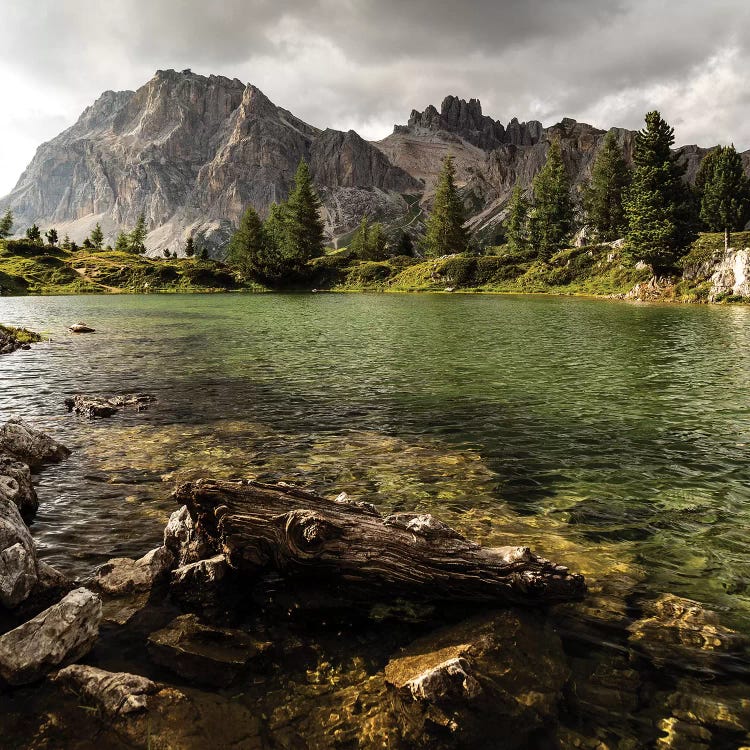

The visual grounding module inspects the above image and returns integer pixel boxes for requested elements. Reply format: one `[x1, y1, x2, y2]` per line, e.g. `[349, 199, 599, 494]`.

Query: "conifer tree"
[532, 140, 574, 260]
[90, 223, 104, 250]
[45, 228, 58, 246]
[0, 210, 13, 239]
[350, 217, 370, 259]
[284, 160, 325, 268]
[114, 231, 130, 252]
[624, 111, 695, 271]
[506, 184, 530, 255]
[367, 222, 388, 260]
[184, 236, 195, 257]
[697, 145, 750, 251]
[424, 155, 468, 257]
[396, 232, 414, 256]
[61, 234, 71, 251]
[25, 224, 41, 243]
[228, 206, 279, 282]
[129, 213, 148, 254]
[584, 130, 630, 241]
[163, 248, 171, 258]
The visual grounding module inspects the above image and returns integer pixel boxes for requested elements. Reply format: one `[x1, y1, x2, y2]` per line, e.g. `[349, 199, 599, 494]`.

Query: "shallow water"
[2, 292, 750, 746]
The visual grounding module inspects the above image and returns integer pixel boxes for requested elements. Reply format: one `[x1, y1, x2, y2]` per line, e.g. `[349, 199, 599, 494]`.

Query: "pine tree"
[25, 224, 41, 243]
[228, 206, 278, 281]
[184, 236, 195, 257]
[367, 222, 388, 260]
[424, 155, 468, 257]
[45, 228, 58, 247]
[396, 232, 414, 256]
[284, 160, 325, 268]
[90, 223, 104, 250]
[697, 145, 750, 251]
[0, 210, 13, 239]
[506, 184, 530, 255]
[624, 111, 695, 272]
[584, 130, 630, 241]
[115, 231, 130, 252]
[532, 140, 574, 260]
[61, 234, 71, 251]
[129, 213, 148, 254]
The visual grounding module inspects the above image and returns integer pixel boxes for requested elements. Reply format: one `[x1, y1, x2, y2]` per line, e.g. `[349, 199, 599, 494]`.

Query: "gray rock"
[0, 454, 38, 521]
[0, 418, 71, 468]
[0, 587, 101, 685]
[147, 613, 270, 687]
[0, 495, 38, 608]
[169, 554, 228, 611]
[54, 664, 157, 716]
[93, 545, 174, 596]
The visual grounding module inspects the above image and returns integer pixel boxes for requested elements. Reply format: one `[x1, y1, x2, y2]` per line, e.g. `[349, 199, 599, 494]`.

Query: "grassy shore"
[1, 233, 747, 302]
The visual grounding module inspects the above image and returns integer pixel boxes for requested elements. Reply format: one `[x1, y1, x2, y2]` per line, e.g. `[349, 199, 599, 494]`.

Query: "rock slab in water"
[54, 664, 158, 716]
[0, 494, 38, 608]
[169, 554, 229, 613]
[0, 455, 39, 522]
[0, 418, 71, 468]
[68, 323, 95, 333]
[0, 587, 101, 685]
[147, 613, 270, 687]
[64, 393, 156, 419]
[94, 545, 174, 595]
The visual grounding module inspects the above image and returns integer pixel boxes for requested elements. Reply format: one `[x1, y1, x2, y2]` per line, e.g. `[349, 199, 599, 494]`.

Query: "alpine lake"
[1, 291, 750, 749]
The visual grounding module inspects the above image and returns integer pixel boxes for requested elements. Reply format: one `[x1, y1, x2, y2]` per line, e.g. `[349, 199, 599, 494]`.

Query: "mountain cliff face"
[0, 69, 739, 254]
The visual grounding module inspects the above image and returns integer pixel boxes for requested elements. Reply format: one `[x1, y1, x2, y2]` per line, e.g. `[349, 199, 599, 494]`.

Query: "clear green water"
[2, 292, 750, 746]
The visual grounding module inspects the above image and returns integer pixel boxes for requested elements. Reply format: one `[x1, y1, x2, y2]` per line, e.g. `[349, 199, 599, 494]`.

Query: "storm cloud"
[2, 0, 749, 194]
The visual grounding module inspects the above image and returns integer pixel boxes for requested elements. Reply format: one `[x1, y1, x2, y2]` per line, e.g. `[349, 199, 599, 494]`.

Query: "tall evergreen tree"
[45, 228, 58, 247]
[184, 236, 195, 257]
[0, 210, 13, 239]
[284, 160, 325, 268]
[424, 155, 468, 257]
[396, 231, 414, 256]
[114, 231, 130, 252]
[697, 145, 750, 251]
[506, 184, 530, 255]
[350, 217, 370, 259]
[584, 130, 630, 241]
[532, 140, 574, 260]
[624, 111, 695, 272]
[25, 224, 41, 243]
[228, 206, 279, 282]
[129, 213, 148, 254]
[61, 234, 71, 251]
[90, 223, 104, 250]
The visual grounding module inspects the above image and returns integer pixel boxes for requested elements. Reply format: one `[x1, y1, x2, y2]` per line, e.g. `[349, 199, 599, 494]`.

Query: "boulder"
[0, 418, 71, 468]
[54, 664, 158, 716]
[384, 610, 569, 748]
[163, 504, 211, 566]
[12, 561, 76, 620]
[169, 553, 229, 612]
[0, 587, 101, 685]
[147, 613, 270, 687]
[93, 545, 174, 595]
[0, 455, 38, 520]
[0, 495, 38, 608]
[64, 393, 156, 419]
[68, 323, 95, 333]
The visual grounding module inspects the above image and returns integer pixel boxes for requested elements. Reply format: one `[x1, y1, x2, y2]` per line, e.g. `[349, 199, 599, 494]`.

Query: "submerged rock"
[0, 418, 71, 468]
[384, 609, 569, 747]
[0, 455, 38, 521]
[54, 664, 158, 716]
[147, 613, 270, 687]
[64, 393, 156, 419]
[68, 323, 95, 333]
[0, 587, 101, 685]
[93, 545, 174, 595]
[0, 495, 38, 608]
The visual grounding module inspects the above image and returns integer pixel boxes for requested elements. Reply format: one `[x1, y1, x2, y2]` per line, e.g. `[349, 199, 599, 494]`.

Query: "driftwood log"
[174, 480, 586, 605]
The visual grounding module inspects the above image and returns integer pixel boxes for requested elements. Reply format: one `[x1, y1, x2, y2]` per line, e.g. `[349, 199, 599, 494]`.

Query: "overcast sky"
[2, 0, 750, 195]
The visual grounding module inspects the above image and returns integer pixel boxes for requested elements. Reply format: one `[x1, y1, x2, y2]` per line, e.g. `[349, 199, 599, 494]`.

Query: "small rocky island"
[0, 325, 41, 355]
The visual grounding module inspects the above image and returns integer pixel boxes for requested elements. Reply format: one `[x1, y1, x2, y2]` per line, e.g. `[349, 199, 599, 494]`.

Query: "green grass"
[0, 324, 42, 344]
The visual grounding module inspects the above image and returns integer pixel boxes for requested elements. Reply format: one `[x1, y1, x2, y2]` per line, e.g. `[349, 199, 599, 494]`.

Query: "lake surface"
[2, 292, 750, 747]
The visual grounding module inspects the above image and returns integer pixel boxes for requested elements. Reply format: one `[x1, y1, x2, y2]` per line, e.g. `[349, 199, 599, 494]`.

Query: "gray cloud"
[2, 0, 750, 194]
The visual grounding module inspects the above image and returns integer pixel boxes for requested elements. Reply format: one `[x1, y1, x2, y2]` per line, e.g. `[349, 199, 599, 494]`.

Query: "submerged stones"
[0, 587, 101, 685]
[64, 393, 156, 419]
[147, 613, 270, 687]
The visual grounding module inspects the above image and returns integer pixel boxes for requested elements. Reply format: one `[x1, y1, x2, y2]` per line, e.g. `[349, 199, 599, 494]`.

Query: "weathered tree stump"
[174, 480, 586, 605]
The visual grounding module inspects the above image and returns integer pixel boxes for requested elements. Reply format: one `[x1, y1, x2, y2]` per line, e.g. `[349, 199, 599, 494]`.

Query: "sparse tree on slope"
[624, 111, 695, 272]
[697, 145, 750, 251]
[506, 184, 530, 256]
[228, 206, 279, 282]
[424, 155, 468, 257]
[284, 160, 325, 269]
[61, 234, 71, 251]
[129, 213, 148, 254]
[45, 228, 58, 247]
[115, 231, 129, 252]
[25, 224, 41, 243]
[0, 210, 13, 239]
[350, 217, 370, 259]
[184, 236, 195, 257]
[90, 223, 104, 250]
[584, 130, 630, 241]
[532, 139, 574, 260]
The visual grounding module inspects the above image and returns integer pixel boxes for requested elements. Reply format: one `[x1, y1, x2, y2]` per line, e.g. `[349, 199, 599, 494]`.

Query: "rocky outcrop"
[0, 454, 38, 520]
[0, 493, 38, 608]
[64, 392, 155, 418]
[93, 545, 174, 595]
[0, 587, 101, 684]
[708, 247, 750, 300]
[0, 325, 41, 354]
[0, 418, 71, 468]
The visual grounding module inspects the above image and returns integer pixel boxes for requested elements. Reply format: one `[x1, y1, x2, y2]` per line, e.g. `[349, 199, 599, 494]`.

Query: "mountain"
[0, 69, 739, 254]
